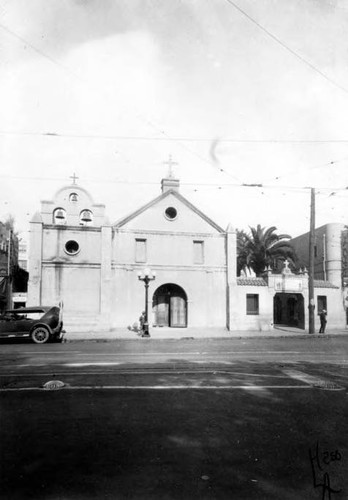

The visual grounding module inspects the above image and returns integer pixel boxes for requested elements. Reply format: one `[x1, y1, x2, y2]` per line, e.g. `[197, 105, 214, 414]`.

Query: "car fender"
[30, 322, 53, 335]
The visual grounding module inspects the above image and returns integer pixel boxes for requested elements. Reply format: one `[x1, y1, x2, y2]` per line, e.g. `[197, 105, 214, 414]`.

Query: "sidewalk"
[64, 325, 348, 342]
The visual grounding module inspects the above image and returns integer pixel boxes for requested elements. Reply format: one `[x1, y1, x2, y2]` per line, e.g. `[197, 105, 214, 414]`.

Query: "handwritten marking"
[309, 442, 342, 499]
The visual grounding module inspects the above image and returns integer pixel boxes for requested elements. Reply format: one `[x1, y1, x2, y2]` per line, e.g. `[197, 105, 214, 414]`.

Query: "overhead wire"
[2, 129, 348, 143]
[262, 155, 348, 184]
[1, 14, 348, 191]
[0, 23, 84, 82]
[224, 0, 348, 97]
[0, 22, 229, 177]
[0, 173, 346, 194]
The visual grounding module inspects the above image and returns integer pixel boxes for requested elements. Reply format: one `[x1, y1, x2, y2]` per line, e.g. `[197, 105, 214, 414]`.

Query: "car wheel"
[31, 326, 50, 344]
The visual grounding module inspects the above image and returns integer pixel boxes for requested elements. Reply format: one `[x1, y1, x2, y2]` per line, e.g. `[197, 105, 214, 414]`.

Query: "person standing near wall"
[139, 311, 146, 335]
[319, 309, 327, 333]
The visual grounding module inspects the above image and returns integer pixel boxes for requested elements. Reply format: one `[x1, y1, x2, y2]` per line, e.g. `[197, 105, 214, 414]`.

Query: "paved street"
[0, 336, 347, 499]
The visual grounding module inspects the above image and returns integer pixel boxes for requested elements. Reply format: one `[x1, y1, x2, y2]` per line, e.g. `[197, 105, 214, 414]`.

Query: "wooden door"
[170, 295, 187, 327]
[155, 294, 169, 326]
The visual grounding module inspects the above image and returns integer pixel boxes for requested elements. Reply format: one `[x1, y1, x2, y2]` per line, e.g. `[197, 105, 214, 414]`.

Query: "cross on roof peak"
[70, 173, 79, 185]
[163, 155, 178, 178]
[282, 259, 293, 275]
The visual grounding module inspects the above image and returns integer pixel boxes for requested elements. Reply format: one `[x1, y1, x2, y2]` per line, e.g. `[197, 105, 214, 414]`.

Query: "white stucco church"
[28, 169, 346, 334]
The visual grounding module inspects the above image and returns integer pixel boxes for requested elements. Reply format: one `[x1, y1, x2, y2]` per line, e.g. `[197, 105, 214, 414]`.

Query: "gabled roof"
[113, 189, 225, 233]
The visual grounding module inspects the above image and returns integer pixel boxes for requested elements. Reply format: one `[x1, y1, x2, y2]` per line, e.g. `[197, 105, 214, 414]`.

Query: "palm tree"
[237, 225, 297, 277]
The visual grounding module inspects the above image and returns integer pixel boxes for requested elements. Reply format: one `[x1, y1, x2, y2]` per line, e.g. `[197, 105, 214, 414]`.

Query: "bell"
[81, 210, 92, 222]
[70, 193, 78, 202]
[55, 209, 65, 220]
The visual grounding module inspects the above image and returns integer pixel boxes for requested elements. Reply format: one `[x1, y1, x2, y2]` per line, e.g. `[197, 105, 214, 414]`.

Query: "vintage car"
[0, 306, 64, 344]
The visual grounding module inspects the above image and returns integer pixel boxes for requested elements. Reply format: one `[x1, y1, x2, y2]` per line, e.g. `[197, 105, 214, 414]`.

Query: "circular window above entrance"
[164, 207, 177, 220]
[64, 240, 80, 255]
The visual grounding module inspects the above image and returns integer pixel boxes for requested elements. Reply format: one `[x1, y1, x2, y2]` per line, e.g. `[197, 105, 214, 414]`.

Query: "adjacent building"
[291, 223, 348, 326]
[0, 222, 27, 310]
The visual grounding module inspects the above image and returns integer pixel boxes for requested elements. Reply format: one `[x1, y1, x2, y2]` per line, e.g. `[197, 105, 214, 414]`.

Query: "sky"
[1, 0, 348, 243]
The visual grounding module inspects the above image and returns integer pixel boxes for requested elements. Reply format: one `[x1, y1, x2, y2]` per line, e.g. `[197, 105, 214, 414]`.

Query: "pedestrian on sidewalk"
[319, 309, 327, 333]
[139, 311, 146, 336]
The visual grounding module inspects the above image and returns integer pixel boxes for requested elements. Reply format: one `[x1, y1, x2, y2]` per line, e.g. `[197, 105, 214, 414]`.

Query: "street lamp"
[137, 268, 156, 337]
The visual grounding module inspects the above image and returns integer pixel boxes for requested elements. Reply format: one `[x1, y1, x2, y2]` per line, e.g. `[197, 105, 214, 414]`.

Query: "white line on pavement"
[65, 362, 122, 366]
[0, 369, 290, 378]
[10, 351, 83, 355]
[0, 384, 313, 392]
[282, 369, 345, 390]
[74, 351, 332, 355]
[10, 351, 335, 357]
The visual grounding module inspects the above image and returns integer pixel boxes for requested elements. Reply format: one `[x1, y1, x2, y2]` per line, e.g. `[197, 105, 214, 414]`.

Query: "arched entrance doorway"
[273, 293, 305, 329]
[152, 284, 187, 328]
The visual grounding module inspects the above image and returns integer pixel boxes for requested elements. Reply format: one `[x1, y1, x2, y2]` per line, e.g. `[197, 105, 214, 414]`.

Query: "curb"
[63, 333, 348, 343]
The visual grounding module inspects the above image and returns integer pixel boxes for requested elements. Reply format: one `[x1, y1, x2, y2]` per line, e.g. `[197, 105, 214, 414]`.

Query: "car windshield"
[1, 309, 46, 320]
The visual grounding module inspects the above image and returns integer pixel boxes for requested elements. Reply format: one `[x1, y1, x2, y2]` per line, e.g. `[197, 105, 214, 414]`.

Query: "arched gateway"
[273, 293, 305, 329]
[152, 284, 187, 328]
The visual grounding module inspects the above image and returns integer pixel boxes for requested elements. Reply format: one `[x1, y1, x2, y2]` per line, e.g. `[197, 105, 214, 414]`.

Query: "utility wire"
[2, 18, 348, 188]
[3, 130, 347, 187]
[0, 23, 227, 177]
[224, 0, 348, 97]
[0, 23, 84, 82]
[0, 173, 347, 193]
[262, 156, 348, 184]
[2, 129, 348, 144]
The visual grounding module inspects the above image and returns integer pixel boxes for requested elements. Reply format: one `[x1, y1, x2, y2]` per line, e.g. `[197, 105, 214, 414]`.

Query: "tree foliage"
[1, 215, 18, 236]
[237, 225, 297, 277]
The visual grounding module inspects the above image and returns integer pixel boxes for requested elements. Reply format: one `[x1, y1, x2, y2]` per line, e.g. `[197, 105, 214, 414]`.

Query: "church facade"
[28, 175, 347, 334]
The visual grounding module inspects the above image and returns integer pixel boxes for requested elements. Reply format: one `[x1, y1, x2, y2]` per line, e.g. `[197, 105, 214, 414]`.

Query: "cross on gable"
[70, 173, 79, 185]
[163, 155, 178, 178]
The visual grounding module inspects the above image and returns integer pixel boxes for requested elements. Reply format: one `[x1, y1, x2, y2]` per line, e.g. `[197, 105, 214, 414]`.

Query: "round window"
[65, 240, 80, 255]
[164, 207, 177, 220]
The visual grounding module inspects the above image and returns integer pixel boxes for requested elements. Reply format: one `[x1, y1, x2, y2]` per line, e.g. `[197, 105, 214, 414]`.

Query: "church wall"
[312, 287, 346, 330]
[41, 264, 101, 313]
[42, 227, 102, 263]
[110, 265, 227, 328]
[110, 224, 227, 328]
[27, 221, 43, 306]
[113, 231, 226, 267]
[228, 282, 345, 331]
[28, 183, 114, 331]
[231, 286, 273, 331]
[37, 226, 104, 314]
[120, 194, 222, 234]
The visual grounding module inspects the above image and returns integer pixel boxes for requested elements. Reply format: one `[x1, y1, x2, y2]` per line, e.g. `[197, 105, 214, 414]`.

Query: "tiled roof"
[237, 278, 340, 288]
[314, 280, 339, 289]
[237, 277, 268, 286]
